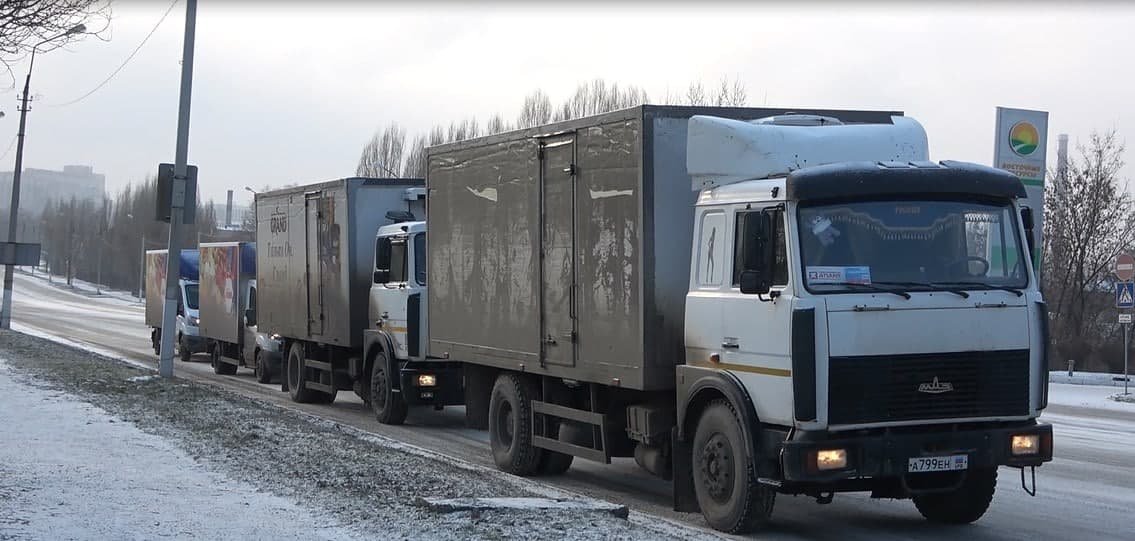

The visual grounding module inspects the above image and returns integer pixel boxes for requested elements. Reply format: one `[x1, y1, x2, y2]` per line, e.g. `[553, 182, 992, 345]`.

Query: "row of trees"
[356, 76, 749, 179]
[34, 178, 244, 293]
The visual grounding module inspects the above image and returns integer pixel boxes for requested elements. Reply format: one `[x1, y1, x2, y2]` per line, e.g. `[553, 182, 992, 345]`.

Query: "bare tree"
[402, 134, 428, 178]
[486, 112, 510, 135]
[356, 122, 406, 177]
[1044, 130, 1134, 371]
[684, 82, 707, 106]
[554, 78, 649, 122]
[712, 75, 747, 106]
[0, 0, 111, 82]
[517, 89, 552, 128]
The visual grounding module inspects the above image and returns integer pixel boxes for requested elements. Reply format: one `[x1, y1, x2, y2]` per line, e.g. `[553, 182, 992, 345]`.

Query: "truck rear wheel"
[692, 400, 775, 534]
[488, 373, 541, 476]
[286, 343, 319, 403]
[212, 344, 237, 375]
[370, 352, 407, 425]
[911, 467, 997, 524]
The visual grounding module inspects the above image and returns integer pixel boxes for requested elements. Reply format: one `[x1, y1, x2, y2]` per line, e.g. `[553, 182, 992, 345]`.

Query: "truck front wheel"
[370, 352, 407, 425]
[286, 343, 319, 403]
[488, 373, 541, 476]
[254, 350, 272, 384]
[178, 334, 191, 363]
[692, 400, 775, 534]
[911, 467, 997, 524]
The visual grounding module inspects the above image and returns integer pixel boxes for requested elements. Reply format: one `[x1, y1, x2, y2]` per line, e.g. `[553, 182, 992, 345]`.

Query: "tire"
[912, 467, 997, 524]
[536, 419, 575, 476]
[151, 329, 161, 355]
[254, 350, 272, 384]
[178, 334, 191, 363]
[488, 373, 542, 476]
[286, 342, 319, 403]
[692, 400, 775, 534]
[369, 351, 408, 425]
[212, 344, 237, 375]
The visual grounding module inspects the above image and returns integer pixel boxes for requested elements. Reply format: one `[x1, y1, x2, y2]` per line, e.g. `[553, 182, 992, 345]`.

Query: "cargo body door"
[305, 193, 324, 336]
[539, 135, 578, 367]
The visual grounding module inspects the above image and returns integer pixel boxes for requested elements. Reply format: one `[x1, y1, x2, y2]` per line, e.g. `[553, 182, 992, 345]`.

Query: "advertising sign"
[994, 107, 1048, 271]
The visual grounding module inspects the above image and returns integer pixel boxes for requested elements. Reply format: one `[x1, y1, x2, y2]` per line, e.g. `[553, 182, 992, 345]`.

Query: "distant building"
[0, 165, 107, 214]
[0, 165, 106, 241]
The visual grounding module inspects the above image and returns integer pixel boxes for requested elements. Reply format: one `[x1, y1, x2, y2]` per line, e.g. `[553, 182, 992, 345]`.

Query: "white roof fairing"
[686, 115, 929, 191]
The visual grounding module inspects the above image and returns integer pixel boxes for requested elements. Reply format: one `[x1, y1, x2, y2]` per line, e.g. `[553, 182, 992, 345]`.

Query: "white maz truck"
[413, 106, 1052, 534]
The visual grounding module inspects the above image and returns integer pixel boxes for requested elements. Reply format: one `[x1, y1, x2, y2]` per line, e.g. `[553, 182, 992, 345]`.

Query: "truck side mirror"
[245, 308, 256, 327]
[740, 270, 768, 295]
[374, 270, 390, 284]
[1021, 207, 1036, 263]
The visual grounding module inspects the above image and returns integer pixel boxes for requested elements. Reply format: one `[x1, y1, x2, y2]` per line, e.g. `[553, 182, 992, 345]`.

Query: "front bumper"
[781, 421, 1053, 483]
[181, 332, 209, 353]
[399, 363, 464, 407]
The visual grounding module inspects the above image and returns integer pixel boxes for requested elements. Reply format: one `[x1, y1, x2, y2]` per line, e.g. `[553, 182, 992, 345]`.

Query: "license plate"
[908, 454, 968, 473]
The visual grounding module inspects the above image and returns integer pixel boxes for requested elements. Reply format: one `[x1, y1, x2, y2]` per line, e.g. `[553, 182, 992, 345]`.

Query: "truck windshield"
[797, 199, 1028, 293]
[184, 283, 200, 310]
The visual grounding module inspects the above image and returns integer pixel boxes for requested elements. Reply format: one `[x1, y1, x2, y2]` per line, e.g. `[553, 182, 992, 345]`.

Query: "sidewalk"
[0, 360, 359, 540]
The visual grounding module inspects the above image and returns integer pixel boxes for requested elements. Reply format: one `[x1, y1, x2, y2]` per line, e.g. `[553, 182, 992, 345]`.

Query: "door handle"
[722, 342, 739, 349]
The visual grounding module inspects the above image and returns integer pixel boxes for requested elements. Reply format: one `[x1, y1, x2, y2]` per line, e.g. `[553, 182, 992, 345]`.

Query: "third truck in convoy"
[249, 105, 1053, 534]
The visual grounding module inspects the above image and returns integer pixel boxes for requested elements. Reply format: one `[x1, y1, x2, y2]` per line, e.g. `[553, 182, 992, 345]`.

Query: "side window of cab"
[697, 210, 726, 287]
[733, 208, 789, 289]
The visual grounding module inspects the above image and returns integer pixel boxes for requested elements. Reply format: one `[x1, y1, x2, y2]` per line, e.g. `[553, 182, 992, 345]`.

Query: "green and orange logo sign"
[1009, 121, 1039, 156]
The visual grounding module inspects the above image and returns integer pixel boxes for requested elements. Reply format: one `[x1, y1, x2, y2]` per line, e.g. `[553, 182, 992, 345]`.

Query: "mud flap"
[672, 428, 699, 513]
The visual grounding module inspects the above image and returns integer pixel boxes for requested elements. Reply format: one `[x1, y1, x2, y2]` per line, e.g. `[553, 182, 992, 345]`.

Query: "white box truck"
[144, 249, 206, 362]
[416, 105, 1052, 533]
[198, 242, 282, 383]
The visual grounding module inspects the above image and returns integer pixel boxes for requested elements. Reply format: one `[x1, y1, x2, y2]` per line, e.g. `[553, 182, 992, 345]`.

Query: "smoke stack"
[225, 190, 233, 228]
[1057, 134, 1069, 180]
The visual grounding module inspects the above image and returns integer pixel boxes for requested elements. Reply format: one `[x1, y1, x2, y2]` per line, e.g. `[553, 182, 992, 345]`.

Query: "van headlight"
[188, 316, 199, 326]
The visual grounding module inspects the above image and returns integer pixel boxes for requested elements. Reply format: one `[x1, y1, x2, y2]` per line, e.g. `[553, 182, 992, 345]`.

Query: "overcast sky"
[2, 1, 1133, 207]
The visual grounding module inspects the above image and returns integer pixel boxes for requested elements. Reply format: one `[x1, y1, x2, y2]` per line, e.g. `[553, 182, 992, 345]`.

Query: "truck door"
[305, 193, 324, 336]
[539, 135, 577, 367]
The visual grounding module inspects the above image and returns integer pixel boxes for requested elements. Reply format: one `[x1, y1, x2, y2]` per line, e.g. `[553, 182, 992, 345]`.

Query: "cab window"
[733, 208, 789, 287]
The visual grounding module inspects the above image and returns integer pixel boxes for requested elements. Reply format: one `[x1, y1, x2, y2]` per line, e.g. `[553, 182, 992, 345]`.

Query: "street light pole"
[0, 24, 86, 329]
[157, 0, 197, 378]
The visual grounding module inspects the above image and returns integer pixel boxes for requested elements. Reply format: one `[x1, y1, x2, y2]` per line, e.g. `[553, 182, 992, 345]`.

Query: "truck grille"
[828, 350, 1029, 425]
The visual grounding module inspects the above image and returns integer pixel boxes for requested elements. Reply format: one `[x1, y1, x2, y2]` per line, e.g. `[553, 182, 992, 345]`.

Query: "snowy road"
[9, 271, 1134, 540]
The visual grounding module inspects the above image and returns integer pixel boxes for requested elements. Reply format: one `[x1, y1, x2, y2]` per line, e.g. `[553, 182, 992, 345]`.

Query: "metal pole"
[1126, 321, 1131, 395]
[0, 57, 35, 329]
[157, 0, 197, 378]
[138, 233, 145, 299]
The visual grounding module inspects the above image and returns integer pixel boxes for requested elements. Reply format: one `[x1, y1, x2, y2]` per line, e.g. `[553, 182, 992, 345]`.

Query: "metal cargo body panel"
[257, 178, 424, 348]
[199, 242, 244, 344]
[144, 249, 198, 328]
[427, 106, 901, 391]
[428, 137, 542, 363]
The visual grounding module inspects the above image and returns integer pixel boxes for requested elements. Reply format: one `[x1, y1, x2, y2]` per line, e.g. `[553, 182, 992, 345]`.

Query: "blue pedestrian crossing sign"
[1117, 282, 1135, 308]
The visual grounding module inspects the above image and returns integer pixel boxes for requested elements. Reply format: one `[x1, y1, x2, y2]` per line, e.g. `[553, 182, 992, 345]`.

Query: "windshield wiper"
[932, 281, 1024, 297]
[873, 281, 969, 299]
[814, 282, 911, 299]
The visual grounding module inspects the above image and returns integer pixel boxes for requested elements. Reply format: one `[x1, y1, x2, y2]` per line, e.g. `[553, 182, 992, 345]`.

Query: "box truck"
[253, 177, 456, 413]
[421, 105, 1052, 533]
[145, 249, 205, 362]
[198, 242, 282, 383]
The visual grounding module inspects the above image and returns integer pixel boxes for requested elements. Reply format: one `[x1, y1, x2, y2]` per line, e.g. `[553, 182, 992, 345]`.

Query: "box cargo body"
[198, 242, 256, 344]
[427, 105, 898, 391]
[145, 249, 199, 327]
[256, 177, 425, 348]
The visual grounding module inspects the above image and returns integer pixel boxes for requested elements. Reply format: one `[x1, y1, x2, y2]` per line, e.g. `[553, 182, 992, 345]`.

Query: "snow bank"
[1047, 382, 1135, 412]
[1050, 370, 1132, 387]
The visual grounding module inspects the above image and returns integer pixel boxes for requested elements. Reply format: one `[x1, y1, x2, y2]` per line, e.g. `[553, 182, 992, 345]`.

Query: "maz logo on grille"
[917, 377, 954, 394]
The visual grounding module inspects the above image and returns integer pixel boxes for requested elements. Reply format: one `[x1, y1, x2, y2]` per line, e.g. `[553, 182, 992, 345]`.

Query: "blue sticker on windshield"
[806, 266, 872, 284]
[844, 266, 872, 284]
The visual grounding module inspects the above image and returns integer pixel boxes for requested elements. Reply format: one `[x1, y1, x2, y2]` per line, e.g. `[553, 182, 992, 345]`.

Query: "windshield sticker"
[807, 266, 872, 285]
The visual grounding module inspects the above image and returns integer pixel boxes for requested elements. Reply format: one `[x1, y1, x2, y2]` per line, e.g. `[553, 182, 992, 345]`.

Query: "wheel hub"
[699, 433, 733, 502]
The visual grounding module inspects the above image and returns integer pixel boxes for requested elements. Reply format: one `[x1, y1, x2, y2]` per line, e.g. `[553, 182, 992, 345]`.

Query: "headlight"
[1011, 434, 1040, 456]
[188, 316, 200, 326]
[269, 333, 281, 341]
[816, 449, 847, 471]
[417, 374, 437, 387]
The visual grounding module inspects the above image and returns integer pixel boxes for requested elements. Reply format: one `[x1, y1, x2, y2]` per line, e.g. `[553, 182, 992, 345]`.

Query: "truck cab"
[675, 115, 1052, 531]
[241, 278, 283, 382]
[364, 217, 462, 424]
[175, 279, 205, 361]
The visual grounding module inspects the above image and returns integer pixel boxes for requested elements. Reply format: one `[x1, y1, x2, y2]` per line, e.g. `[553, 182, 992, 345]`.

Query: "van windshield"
[797, 199, 1028, 293]
[184, 283, 200, 310]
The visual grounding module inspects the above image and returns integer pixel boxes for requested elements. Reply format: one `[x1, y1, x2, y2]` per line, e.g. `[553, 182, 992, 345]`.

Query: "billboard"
[994, 107, 1048, 270]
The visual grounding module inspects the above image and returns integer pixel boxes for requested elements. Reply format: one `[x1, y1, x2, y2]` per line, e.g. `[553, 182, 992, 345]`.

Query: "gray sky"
[3, 2, 1133, 207]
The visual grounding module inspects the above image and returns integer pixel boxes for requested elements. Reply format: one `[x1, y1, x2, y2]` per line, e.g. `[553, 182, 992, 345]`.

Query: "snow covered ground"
[1048, 382, 1135, 412]
[0, 331, 693, 541]
[15, 268, 141, 306]
[1050, 369, 1132, 387]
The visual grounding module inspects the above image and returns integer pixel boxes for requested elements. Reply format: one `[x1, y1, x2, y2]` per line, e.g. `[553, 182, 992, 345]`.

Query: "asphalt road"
[9, 271, 1134, 540]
